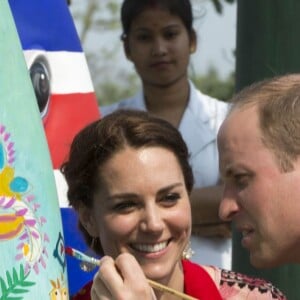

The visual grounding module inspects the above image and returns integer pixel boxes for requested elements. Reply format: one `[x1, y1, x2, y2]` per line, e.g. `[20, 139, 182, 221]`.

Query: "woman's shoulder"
[189, 81, 228, 106]
[100, 91, 145, 116]
[188, 81, 229, 122]
[202, 264, 287, 300]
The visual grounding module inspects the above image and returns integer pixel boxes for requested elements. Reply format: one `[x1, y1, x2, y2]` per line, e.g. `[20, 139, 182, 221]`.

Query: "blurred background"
[69, 0, 237, 105]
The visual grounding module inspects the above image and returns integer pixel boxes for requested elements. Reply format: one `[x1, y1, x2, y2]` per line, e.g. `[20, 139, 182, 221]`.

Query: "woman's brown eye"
[113, 201, 136, 213]
[163, 193, 180, 203]
[165, 31, 178, 39]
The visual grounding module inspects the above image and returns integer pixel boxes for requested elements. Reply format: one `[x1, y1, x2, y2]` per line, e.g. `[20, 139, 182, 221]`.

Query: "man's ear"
[77, 204, 98, 237]
[189, 30, 197, 54]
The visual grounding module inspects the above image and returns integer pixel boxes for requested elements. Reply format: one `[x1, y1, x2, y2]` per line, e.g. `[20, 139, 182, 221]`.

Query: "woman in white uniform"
[101, 0, 231, 269]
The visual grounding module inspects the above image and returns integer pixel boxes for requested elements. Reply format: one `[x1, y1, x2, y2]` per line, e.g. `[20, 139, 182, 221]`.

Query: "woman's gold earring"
[190, 47, 195, 54]
[182, 241, 194, 260]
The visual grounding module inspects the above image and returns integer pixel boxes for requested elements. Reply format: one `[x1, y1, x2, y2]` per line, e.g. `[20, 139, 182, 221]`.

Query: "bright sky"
[191, 0, 237, 78]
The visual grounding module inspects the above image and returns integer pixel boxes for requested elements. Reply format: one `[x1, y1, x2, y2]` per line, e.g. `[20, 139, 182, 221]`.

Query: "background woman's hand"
[91, 253, 156, 300]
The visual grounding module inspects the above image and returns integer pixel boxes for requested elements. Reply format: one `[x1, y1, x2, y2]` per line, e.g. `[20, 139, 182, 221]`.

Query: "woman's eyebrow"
[157, 182, 183, 195]
[106, 183, 183, 200]
[106, 193, 138, 201]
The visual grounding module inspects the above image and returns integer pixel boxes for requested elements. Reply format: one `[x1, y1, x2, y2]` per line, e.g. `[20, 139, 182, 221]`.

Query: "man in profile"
[218, 74, 300, 268]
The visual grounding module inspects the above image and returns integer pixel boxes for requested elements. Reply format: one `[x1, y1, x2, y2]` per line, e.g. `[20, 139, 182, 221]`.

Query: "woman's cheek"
[169, 204, 192, 231]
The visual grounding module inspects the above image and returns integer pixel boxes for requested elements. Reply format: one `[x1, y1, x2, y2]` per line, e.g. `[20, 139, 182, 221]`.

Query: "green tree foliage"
[98, 73, 140, 106]
[191, 67, 235, 101]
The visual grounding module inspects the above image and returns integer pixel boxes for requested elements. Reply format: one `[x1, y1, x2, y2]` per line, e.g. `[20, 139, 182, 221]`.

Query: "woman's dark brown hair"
[120, 0, 194, 40]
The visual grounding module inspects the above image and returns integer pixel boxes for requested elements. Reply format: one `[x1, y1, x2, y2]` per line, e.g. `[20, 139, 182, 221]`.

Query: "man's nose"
[219, 185, 240, 221]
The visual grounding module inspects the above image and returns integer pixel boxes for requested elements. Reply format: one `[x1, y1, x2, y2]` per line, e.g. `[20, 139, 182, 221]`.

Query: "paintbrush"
[65, 246, 198, 300]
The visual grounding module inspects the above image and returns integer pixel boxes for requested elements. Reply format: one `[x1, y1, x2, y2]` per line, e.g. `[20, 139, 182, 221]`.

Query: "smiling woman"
[61, 109, 286, 300]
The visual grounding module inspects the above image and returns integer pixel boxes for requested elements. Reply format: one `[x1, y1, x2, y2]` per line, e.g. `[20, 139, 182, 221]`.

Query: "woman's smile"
[130, 240, 170, 253]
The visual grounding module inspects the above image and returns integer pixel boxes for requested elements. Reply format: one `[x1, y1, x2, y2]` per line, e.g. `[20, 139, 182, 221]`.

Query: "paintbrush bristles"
[65, 246, 100, 265]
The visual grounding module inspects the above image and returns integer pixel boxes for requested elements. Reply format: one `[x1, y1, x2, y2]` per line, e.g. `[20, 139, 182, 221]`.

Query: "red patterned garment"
[71, 260, 287, 299]
[202, 263, 287, 299]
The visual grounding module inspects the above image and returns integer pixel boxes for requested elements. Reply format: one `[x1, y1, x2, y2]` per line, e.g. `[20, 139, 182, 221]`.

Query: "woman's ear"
[189, 30, 197, 54]
[123, 38, 132, 61]
[77, 204, 98, 237]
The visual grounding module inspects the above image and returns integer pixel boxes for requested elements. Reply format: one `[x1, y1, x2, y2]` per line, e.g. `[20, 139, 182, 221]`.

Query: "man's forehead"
[219, 108, 261, 145]
[218, 106, 271, 168]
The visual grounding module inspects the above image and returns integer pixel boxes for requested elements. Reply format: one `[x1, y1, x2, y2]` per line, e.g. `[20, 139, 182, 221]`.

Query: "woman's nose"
[219, 184, 240, 221]
[140, 205, 164, 233]
[151, 37, 167, 56]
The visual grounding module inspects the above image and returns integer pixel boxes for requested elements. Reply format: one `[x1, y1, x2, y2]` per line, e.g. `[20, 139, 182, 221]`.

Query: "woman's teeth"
[132, 241, 168, 253]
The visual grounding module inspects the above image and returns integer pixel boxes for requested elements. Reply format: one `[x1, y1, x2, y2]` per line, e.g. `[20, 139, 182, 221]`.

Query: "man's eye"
[234, 174, 248, 188]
